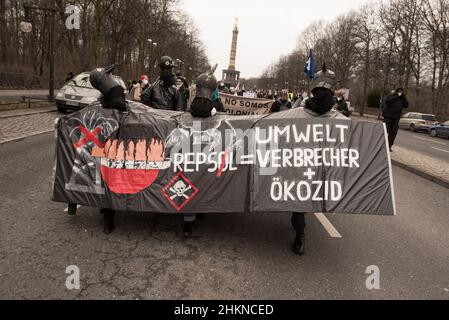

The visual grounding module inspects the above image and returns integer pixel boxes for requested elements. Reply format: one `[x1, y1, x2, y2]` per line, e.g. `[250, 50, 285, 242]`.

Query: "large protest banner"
[219, 93, 275, 115]
[52, 101, 396, 216]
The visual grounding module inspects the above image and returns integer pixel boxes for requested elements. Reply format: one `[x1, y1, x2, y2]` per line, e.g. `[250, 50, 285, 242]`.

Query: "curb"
[0, 109, 57, 120]
[392, 159, 449, 189]
[0, 130, 54, 145]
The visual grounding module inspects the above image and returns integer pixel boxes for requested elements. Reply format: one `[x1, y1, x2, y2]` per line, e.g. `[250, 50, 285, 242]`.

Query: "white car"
[55, 72, 127, 113]
[399, 112, 438, 132]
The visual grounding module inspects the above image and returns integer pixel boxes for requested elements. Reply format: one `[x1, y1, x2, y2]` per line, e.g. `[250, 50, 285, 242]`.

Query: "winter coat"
[382, 94, 409, 119]
[140, 80, 184, 111]
[178, 87, 190, 111]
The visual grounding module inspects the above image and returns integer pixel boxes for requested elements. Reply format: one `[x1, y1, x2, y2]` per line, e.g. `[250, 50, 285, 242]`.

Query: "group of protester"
[88, 55, 408, 256]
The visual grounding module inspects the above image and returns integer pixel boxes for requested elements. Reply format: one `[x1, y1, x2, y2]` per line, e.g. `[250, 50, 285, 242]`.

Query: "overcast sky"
[181, 0, 372, 78]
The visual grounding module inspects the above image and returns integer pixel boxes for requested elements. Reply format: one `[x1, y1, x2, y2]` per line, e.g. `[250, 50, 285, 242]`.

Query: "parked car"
[399, 112, 438, 132]
[55, 72, 127, 113]
[429, 120, 449, 139]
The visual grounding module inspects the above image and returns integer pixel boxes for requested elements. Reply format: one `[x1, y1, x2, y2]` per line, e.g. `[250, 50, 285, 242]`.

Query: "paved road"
[353, 115, 449, 163]
[396, 129, 449, 163]
[0, 132, 448, 299]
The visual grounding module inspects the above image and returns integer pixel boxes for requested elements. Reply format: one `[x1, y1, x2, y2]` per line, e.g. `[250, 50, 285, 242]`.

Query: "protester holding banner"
[291, 64, 349, 255]
[89, 64, 129, 234]
[182, 71, 224, 236]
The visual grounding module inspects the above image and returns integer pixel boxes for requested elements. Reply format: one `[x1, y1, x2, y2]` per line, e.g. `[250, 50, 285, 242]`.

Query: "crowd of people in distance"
[126, 64, 351, 118]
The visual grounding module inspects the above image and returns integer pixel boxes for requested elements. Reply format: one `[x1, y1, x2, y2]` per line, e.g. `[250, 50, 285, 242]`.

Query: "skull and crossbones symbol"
[169, 180, 192, 200]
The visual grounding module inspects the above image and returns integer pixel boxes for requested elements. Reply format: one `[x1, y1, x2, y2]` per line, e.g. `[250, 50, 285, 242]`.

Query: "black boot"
[182, 221, 195, 238]
[292, 229, 305, 255]
[101, 209, 115, 234]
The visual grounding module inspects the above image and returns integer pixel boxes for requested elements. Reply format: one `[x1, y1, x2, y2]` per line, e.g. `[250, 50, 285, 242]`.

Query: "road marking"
[431, 147, 449, 154]
[64, 205, 81, 212]
[314, 213, 342, 238]
[413, 136, 447, 145]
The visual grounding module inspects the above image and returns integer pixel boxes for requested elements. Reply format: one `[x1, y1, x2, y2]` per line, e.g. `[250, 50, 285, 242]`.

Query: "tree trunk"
[361, 37, 370, 117]
[0, 0, 7, 64]
[93, 0, 102, 66]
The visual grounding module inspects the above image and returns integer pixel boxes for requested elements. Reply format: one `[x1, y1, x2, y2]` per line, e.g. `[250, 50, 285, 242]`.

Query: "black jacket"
[382, 94, 409, 119]
[178, 87, 190, 111]
[141, 80, 184, 111]
[270, 98, 292, 113]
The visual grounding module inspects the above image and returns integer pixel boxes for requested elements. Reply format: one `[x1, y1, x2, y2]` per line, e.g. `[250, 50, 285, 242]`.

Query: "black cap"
[159, 56, 174, 69]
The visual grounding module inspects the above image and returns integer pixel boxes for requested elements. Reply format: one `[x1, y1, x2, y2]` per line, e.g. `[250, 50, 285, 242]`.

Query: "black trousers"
[384, 118, 400, 148]
[291, 212, 306, 231]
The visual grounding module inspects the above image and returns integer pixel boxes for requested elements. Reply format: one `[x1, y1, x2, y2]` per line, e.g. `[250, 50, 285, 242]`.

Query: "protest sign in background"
[219, 93, 275, 115]
[53, 101, 396, 216]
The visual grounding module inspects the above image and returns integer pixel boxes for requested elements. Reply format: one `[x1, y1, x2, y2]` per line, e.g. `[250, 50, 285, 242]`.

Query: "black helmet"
[159, 56, 174, 69]
[195, 73, 218, 101]
[89, 64, 120, 95]
[312, 63, 338, 94]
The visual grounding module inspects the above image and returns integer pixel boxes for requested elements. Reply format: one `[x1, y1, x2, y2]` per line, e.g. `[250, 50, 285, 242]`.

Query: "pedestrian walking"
[382, 88, 409, 152]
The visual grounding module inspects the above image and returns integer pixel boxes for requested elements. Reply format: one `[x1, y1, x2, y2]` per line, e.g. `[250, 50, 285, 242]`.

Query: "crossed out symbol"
[73, 125, 104, 148]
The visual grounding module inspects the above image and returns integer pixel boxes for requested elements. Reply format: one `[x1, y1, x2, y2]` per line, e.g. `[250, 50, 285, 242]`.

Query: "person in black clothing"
[270, 90, 292, 113]
[181, 71, 224, 237]
[290, 64, 347, 256]
[140, 56, 184, 111]
[190, 72, 224, 118]
[176, 75, 190, 111]
[89, 64, 128, 234]
[382, 88, 409, 151]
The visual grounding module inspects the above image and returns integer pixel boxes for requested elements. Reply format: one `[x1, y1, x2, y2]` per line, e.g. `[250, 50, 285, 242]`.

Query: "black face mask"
[160, 69, 176, 87]
[101, 86, 126, 112]
[190, 97, 214, 118]
[305, 88, 335, 115]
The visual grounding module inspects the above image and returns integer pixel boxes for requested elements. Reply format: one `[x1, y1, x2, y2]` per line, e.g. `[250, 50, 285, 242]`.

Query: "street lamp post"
[21, 0, 57, 101]
[146, 39, 159, 79]
[147, 39, 153, 75]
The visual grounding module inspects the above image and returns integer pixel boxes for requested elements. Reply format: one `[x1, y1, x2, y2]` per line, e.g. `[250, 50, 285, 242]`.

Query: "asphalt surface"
[353, 115, 449, 163]
[395, 129, 449, 163]
[0, 132, 448, 300]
